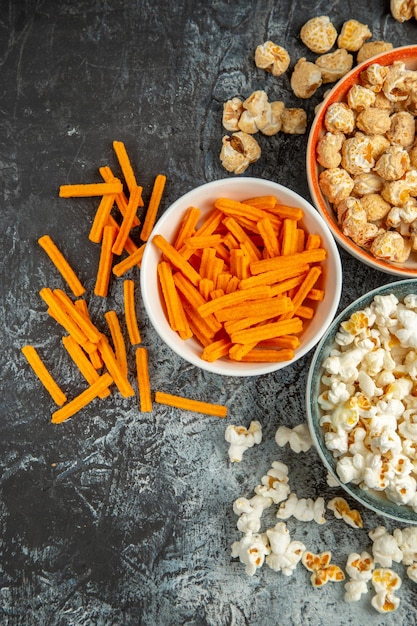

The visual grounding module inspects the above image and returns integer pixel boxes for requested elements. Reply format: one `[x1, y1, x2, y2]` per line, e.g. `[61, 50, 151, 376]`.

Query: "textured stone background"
[1, 1, 417, 625]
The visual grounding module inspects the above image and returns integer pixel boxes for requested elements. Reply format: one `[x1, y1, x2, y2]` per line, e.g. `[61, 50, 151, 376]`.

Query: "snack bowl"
[306, 278, 417, 523]
[141, 177, 342, 377]
[307, 45, 417, 278]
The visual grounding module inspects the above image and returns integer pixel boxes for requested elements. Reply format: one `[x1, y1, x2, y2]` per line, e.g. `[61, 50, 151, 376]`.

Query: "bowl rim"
[140, 176, 343, 377]
[307, 44, 417, 278]
[306, 277, 417, 523]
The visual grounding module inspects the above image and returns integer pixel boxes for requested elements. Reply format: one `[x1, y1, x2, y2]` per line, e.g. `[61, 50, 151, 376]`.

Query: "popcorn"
[327, 496, 363, 528]
[254, 41, 290, 76]
[231, 532, 270, 576]
[275, 423, 312, 453]
[315, 48, 353, 84]
[369, 526, 403, 567]
[345, 551, 375, 581]
[393, 526, 417, 564]
[300, 16, 337, 54]
[371, 568, 402, 613]
[276, 493, 326, 524]
[371, 589, 400, 613]
[254, 460, 290, 504]
[344, 579, 369, 602]
[406, 562, 417, 582]
[233, 494, 272, 534]
[290, 57, 322, 99]
[337, 19, 372, 52]
[220, 131, 261, 175]
[225, 420, 262, 463]
[265, 522, 306, 575]
[301, 550, 345, 587]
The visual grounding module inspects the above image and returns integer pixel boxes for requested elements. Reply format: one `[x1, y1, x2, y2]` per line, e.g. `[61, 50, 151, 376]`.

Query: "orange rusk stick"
[238, 263, 309, 290]
[38, 235, 85, 297]
[216, 272, 232, 292]
[228, 342, 257, 361]
[73, 299, 104, 368]
[230, 317, 303, 345]
[257, 218, 280, 257]
[249, 248, 326, 275]
[53, 289, 101, 344]
[215, 295, 293, 323]
[180, 295, 218, 344]
[296, 229, 306, 253]
[112, 185, 143, 255]
[174, 206, 201, 249]
[21, 345, 67, 405]
[199, 277, 214, 301]
[240, 348, 295, 362]
[157, 262, 191, 335]
[281, 266, 322, 320]
[113, 140, 138, 194]
[225, 276, 240, 293]
[104, 310, 128, 377]
[173, 273, 222, 335]
[305, 233, 322, 250]
[62, 335, 110, 398]
[184, 234, 222, 250]
[88, 193, 116, 243]
[100, 166, 142, 225]
[94, 225, 117, 297]
[258, 335, 301, 350]
[140, 174, 167, 241]
[297, 305, 314, 319]
[51, 373, 113, 424]
[267, 203, 304, 220]
[198, 285, 271, 318]
[200, 248, 216, 279]
[154, 391, 227, 418]
[152, 234, 201, 286]
[201, 338, 233, 362]
[112, 244, 146, 277]
[307, 288, 325, 301]
[106, 214, 139, 255]
[269, 274, 307, 297]
[59, 181, 123, 197]
[123, 279, 142, 345]
[222, 216, 262, 261]
[243, 195, 277, 210]
[136, 346, 152, 412]
[214, 198, 273, 223]
[39, 287, 89, 347]
[281, 218, 298, 256]
[97, 335, 135, 397]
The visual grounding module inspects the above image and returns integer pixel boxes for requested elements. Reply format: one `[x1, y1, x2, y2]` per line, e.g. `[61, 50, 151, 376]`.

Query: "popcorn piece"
[372, 567, 402, 593]
[406, 562, 417, 582]
[225, 420, 262, 463]
[324, 102, 355, 134]
[355, 107, 391, 135]
[390, 0, 415, 22]
[280, 108, 307, 134]
[345, 551, 375, 581]
[371, 589, 400, 613]
[393, 526, 417, 564]
[319, 167, 354, 205]
[326, 471, 340, 487]
[238, 90, 270, 134]
[340, 199, 380, 248]
[275, 423, 312, 453]
[370, 230, 411, 263]
[265, 522, 306, 575]
[337, 19, 372, 52]
[231, 532, 270, 576]
[360, 63, 389, 93]
[360, 193, 391, 222]
[291, 58, 322, 99]
[341, 133, 374, 175]
[233, 494, 272, 533]
[254, 41, 290, 76]
[353, 172, 384, 197]
[315, 48, 353, 84]
[220, 131, 261, 175]
[347, 84, 376, 111]
[369, 526, 403, 567]
[276, 492, 326, 524]
[316, 132, 345, 169]
[302, 550, 345, 587]
[386, 111, 416, 147]
[327, 496, 363, 528]
[344, 579, 369, 602]
[300, 16, 337, 54]
[254, 460, 290, 504]
[383, 62, 417, 102]
[222, 97, 243, 132]
[357, 41, 394, 64]
[374, 145, 410, 181]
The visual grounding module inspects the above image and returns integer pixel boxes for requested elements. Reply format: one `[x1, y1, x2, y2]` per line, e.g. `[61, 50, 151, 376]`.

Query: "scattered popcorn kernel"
[231, 532, 270, 576]
[302, 550, 345, 587]
[265, 522, 306, 575]
[233, 494, 272, 533]
[316, 132, 345, 169]
[225, 420, 262, 462]
[222, 97, 244, 132]
[390, 0, 415, 22]
[372, 567, 402, 593]
[220, 131, 261, 175]
[345, 551, 375, 581]
[327, 496, 363, 528]
[258, 100, 285, 136]
[344, 579, 369, 602]
[406, 562, 417, 582]
[290, 57, 322, 99]
[393, 526, 417, 564]
[371, 589, 400, 613]
[369, 526, 403, 568]
[337, 19, 372, 52]
[254, 40, 290, 76]
[300, 16, 337, 54]
[255, 460, 291, 504]
[324, 102, 355, 134]
[357, 41, 394, 64]
[281, 107, 307, 134]
[275, 423, 312, 453]
[315, 48, 353, 84]
[276, 492, 326, 524]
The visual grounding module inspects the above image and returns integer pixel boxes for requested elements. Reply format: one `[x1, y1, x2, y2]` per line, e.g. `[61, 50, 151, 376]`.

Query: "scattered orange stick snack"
[104, 310, 128, 377]
[51, 373, 113, 424]
[62, 335, 110, 399]
[136, 346, 152, 412]
[157, 262, 191, 336]
[123, 279, 142, 345]
[99, 165, 142, 225]
[152, 234, 201, 286]
[140, 174, 167, 242]
[94, 225, 117, 297]
[22, 345, 67, 406]
[38, 235, 85, 297]
[59, 181, 123, 198]
[112, 185, 143, 256]
[88, 193, 116, 244]
[112, 140, 138, 194]
[112, 244, 146, 277]
[97, 335, 135, 398]
[154, 391, 227, 418]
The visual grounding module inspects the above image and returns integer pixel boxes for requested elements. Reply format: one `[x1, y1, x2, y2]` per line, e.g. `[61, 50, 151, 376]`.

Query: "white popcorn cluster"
[275, 423, 313, 453]
[225, 420, 262, 463]
[319, 292, 417, 510]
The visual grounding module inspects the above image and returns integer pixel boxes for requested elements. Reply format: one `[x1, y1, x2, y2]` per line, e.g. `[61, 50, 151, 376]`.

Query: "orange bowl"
[307, 45, 417, 277]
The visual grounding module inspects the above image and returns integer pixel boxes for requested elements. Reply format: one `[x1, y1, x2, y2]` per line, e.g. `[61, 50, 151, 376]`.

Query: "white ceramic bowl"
[141, 177, 342, 376]
[307, 278, 417, 524]
[307, 45, 417, 277]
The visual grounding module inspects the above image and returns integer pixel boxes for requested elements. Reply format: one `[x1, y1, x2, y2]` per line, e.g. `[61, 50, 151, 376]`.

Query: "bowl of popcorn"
[141, 177, 342, 377]
[307, 278, 417, 524]
[307, 45, 417, 277]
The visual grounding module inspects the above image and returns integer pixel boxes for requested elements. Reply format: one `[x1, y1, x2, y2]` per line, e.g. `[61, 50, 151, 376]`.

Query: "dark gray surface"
[1, 1, 417, 625]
